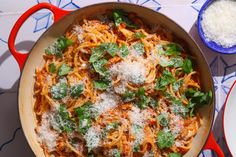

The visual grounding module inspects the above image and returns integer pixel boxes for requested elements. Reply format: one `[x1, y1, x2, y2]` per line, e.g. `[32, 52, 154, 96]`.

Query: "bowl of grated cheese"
[198, 0, 236, 54]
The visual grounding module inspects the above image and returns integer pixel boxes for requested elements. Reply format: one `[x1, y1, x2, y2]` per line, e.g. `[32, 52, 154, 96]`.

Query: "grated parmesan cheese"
[38, 113, 58, 152]
[169, 115, 184, 136]
[84, 126, 101, 151]
[128, 106, 145, 127]
[113, 81, 127, 94]
[109, 60, 146, 85]
[201, 0, 236, 48]
[129, 107, 147, 147]
[91, 92, 120, 116]
[175, 140, 183, 147]
[73, 25, 84, 43]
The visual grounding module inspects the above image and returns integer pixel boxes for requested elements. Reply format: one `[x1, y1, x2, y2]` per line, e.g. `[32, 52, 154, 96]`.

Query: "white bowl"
[223, 81, 236, 156]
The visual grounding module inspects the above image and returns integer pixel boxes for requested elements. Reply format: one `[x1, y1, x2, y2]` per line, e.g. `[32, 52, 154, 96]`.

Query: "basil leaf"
[78, 118, 92, 135]
[172, 80, 183, 92]
[92, 59, 108, 76]
[113, 10, 124, 27]
[157, 44, 165, 54]
[149, 98, 158, 109]
[185, 88, 212, 105]
[101, 43, 119, 57]
[168, 153, 182, 157]
[159, 57, 183, 68]
[182, 58, 193, 74]
[155, 70, 175, 91]
[89, 47, 106, 63]
[75, 102, 93, 135]
[122, 91, 136, 102]
[58, 63, 71, 76]
[185, 89, 212, 116]
[171, 57, 184, 67]
[163, 43, 182, 56]
[172, 99, 189, 117]
[45, 36, 73, 57]
[136, 87, 145, 96]
[137, 95, 149, 109]
[120, 44, 129, 57]
[70, 84, 83, 98]
[134, 32, 146, 39]
[113, 10, 137, 28]
[157, 114, 169, 127]
[159, 57, 172, 67]
[75, 101, 92, 118]
[133, 144, 140, 152]
[51, 81, 67, 100]
[58, 36, 73, 49]
[164, 92, 176, 101]
[113, 149, 121, 157]
[133, 42, 145, 55]
[49, 63, 56, 73]
[51, 105, 75, 133]
[157, 131, 174, 149]
[93, 79, 110, 90]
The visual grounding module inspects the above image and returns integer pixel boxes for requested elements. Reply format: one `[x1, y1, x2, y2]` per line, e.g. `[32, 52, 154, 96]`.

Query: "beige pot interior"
[18, 2, 215, 157]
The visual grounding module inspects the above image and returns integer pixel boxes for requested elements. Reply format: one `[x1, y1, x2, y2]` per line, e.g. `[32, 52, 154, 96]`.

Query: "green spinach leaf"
[185, 88, 212, 117]
[101, 43, 119, 57]
[149, 98, 158, 109]
[51, 105, 75, 133]
[113, 10, 137, 28]
[157, 114, 169, 127]
[134, 32, 146, 39]
[89, 46, 106, 63]
[92, 59, 108, 76]
[159, 57, 183, 68]
[70, 84, 83, 98]
[51, 80, 67, 100]
[155, 70, 175, 91]
[75, 102, 93, 135]
[163, 43, 182, 56]
[49, 63, 56, 73]
[45, 36, 73, 57]
[133, 42, 145, 55]
[157, 131, 174, 149]
[58, 63, 71, 76]
[93, 78, 110, 90]
[120, 44, 129, 57]
[122, 91, 136, 102]
[182, 58, 193, 74]
[172, 80, 183, 92]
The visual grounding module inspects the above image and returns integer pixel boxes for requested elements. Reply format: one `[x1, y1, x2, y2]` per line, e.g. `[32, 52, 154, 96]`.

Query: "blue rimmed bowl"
[197, 0, 236, 54]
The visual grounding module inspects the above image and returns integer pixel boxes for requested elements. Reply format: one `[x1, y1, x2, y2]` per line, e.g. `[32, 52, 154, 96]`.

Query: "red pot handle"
[8, 3, 70, 71]
[204, 132, 224, 157]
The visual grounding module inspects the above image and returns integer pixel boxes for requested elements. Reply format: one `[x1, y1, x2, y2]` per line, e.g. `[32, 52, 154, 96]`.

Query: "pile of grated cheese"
[84, 126, 101, 151]
[109, 60, 146, 94]
[201, 0, 236, 48]
[91, 92, 120, 116]
[110, 60, 146, 84]
[128, 106, 146, 127]
[38, 112, 58, 152]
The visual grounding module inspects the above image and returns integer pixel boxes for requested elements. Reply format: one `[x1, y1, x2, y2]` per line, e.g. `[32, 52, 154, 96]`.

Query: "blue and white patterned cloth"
[0, 0, 235, 156]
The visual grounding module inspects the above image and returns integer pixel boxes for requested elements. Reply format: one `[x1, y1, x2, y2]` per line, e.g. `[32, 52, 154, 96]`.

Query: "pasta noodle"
[34, 10, 212, 157]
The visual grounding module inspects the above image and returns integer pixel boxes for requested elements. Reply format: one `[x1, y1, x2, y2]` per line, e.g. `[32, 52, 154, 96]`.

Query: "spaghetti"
[34, 10, 212, 157]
